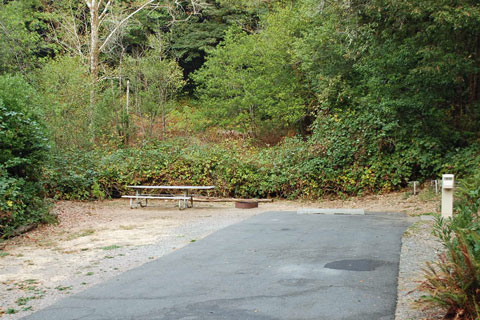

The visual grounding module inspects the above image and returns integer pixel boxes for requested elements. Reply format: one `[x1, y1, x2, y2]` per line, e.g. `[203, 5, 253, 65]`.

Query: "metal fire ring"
[235, 201, 259, 209]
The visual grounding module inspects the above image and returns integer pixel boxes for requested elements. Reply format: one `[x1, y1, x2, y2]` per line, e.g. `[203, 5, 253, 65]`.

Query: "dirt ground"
[0, 190, 440, 319]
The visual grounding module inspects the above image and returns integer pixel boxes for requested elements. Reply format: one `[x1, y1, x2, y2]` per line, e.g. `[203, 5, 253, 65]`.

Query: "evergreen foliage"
[35, 55, 92, 149]
[193, 8, 306, 136]
[0, 0, 55, 74]
[0, 75, 52, 238]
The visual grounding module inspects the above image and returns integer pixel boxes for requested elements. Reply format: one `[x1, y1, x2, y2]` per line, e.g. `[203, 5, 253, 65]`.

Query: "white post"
[441, 174, 454, 218]
[409, 181, 419, 195]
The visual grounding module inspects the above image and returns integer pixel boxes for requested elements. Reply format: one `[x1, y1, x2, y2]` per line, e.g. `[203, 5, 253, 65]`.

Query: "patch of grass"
[67, 229, 95, 241]
[36, 239, 57, 248]
[22, 306, 33, 312]
[104, 255, 114, 259]
[13, 280, 46, 299]
[190, 239, 196, 243]
[86, 272, 94, 276]
[81, 282, 87, 285]
[418, 188, 439, 202]
[410, 211, 439, 217]
[403, 220, 431, 238]
[16, 253, 24, 257]
[101, 245, 122, 251]
[23, 279, 38, 285]
[6, 308, 16, 314]
[0, 251, 9, 257]
[55, 286, 72, 291]
[16, 296, 36, 306]
[81, 248, 89, 251]
[402, 191, 413, 200]
[79, 229, 95, 236]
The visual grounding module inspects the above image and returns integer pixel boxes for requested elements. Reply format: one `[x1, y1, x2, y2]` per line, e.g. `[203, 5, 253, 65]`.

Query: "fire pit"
[235, 201, 259, 209]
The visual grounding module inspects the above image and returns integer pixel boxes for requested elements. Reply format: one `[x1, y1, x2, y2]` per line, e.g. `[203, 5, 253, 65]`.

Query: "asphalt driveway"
[24, 211, 410, 320]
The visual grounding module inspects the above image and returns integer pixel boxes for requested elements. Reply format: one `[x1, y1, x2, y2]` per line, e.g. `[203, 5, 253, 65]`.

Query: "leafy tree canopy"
[0, 0, 56, 74]
[193, 6, 306, 137]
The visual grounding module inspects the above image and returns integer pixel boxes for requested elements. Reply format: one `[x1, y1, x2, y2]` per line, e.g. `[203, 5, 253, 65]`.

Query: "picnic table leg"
[184, 190, 193, 208]
[178, 199, 186, 210]
[135, 190, 148, 208]
[136, 190, 140, 208]
[130, 190, 139, 209]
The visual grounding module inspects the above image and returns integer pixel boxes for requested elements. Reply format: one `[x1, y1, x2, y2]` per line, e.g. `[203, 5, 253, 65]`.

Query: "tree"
[48, 0, 205, 141]
[167, 0, 262, 91]
[0, 0, 55, 74]
[294, 0, 480, 182]
[0, 75, 51, 238]
[193, 7, 306, 137]
[36, 55, 92, 149]
[123, 46, 185, 140]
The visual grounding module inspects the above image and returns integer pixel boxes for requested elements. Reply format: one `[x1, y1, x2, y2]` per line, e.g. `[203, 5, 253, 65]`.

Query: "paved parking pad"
[24, 211, 410, 320]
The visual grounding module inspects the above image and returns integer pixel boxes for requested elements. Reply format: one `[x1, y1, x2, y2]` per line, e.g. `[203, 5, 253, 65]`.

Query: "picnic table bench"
[122, 185, 216, 210]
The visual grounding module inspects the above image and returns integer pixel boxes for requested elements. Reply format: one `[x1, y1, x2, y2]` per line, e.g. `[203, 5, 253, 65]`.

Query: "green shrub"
[442, 144, 480, 180]
[418, 170, 480, 319]
[419, 228, 480, 320]
[0, 75, 52, 238]
[42, 136, 462, 201]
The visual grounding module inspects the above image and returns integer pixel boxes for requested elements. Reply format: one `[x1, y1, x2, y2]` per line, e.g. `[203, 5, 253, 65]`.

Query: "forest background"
[1, 0, 480, 237]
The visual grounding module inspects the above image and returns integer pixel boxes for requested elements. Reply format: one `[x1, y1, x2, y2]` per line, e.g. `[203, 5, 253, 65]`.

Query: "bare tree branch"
[99, 0, 207, 52]
[70, 3, 86, 57]
[99, 0, 156, 52]
[99, 0, 113, 22]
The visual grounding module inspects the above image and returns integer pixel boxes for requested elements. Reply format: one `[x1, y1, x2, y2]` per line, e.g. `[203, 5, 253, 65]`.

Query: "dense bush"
[0, 75, 52, 238]
[441, 144, 480, 179]
[418, 170, 480, 319]
[193, 16, 306, 137]
[42, 137, 479, 201]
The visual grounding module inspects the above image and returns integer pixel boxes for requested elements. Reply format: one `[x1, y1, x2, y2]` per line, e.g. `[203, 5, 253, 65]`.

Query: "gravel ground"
[395, 217, 445, 320]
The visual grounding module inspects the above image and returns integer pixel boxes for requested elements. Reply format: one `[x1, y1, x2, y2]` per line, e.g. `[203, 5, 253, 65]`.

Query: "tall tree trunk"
[125, 79, 130, 144]
[87, 0, 101, 143]
[82, 0, 204, 144]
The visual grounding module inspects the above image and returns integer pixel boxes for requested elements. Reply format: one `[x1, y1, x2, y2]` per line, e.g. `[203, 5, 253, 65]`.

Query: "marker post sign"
[441, 174, 454, 218]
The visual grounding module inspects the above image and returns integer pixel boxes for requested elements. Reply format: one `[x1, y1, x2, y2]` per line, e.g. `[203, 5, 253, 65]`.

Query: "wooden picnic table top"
[126, 185, 216, 190]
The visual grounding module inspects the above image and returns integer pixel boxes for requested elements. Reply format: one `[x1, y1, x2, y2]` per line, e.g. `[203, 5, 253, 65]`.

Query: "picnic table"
[122, 185, 216, 210]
